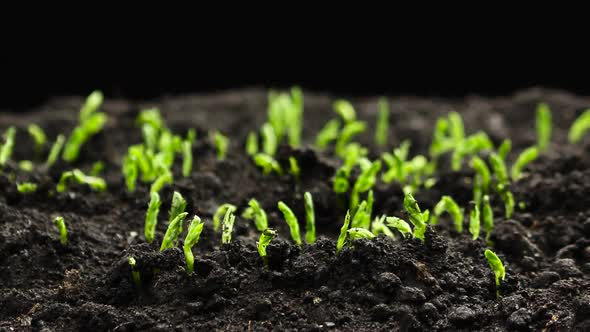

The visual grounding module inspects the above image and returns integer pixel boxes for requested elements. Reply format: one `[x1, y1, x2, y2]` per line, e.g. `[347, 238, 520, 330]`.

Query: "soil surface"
[1, 88, 590, 331]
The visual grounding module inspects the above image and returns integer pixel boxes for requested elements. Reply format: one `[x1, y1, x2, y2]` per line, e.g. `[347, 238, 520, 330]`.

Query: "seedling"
[489, 153, 509, 186]
[287, 86, 304, 147]
[431, 195, 464, 233]
[350, 160, 382, 213]
[351, 200, 368, 229]
[212, 131, 229, 160]
[497, 184, 515, 219]
[186, 128, 196, 144]
[57, 169, 106, 193]
[182, 140, 192, 177]
[17, 182, 37, 193]
[160, 212, 189, 251]
[28, 124, 47, 157]
[261, 123, 277, 156]
[63, 111, 107, 162]
[267, 92, 288, 141]
[498, 139, 512, 161]
[213, 203, 237, 232]
[315, 119, 340, 150]
[333, 100, 356, 123]
[484, 249, 506, 296]
[221, 209, 236, 244]
[335, 121, 367, 157]
[142, 123, 158, 152]
[568, 108, 590, 143]
[253, 153, 283, 175]
[382, 140, 411, 184]
[137, 108, 164, 131]
[289, 156, 301, 184]
[169, 191, 187, 233]
[257, 228, 277, 267]
[403, 193, 426, 241]
[304, 192, 316, 244]
[149, 170, 172, 194]
[333, 167, 350, 193]
[536, 103, 552, 152]
[183, 215, 204, 273]
[122, 156, 138, 192]
[348, 228, 376, 240]
[144, 192, 161, 243]
[336, 210, 351, 254]
[448, 111, 465, 143]
[79, 90, 104, 122]
[471, 156, 491, 195]
[242, 198, 268, 231]
[128, 256, 141, 288]
[469, 203, 481, 240]
[510, 146, 538, 181]
[278, 201, 302, 246]
[53, 216, 67, 245]
[246, 132, 259, 156]
[90, 161, 104, 176]
[46, 134, 66, 167]
[386, 217, 413, 238]
[19, 160, 34, 172]
[482, 195, 494, 241]
[375, 98, 389, 146]
[372, 215, 395, 238]
[429, 117, 453, 157]
[451, 131, 493, 171]
[0, 126, 16, 166]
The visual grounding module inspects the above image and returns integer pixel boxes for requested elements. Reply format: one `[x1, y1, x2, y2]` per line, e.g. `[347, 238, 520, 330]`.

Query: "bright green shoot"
[429, 117, 453, 157]
[497, 184, 515, 219]
[253, 153, 283, 175]
[431, 195, 464, 233]
[0, 126, 16, 166]
[304, 192, 316, 244]
[57, 169, 106, 193]
[289, 156, 301, 183]
[482, 195, 494, 241]
[448, 111, 465, 143]
[568, 109, 590, 143]
[335, 121, 367, 157]
[182, 140, 192, 177]
[79, 90, 104, 122]
[246, 132, 259, 156]
[212, 131, 229, 160]
[386, 217, 413, 238]
[287, 86, 304, 147]
[489, 153, 509, 186]
[89, 161, 104, 176]
[469, 203, 481, 240]
[17, 182, 37, 193]
[333, 167, 350, 194]
[257, 228, 277, 267]
[137, 108, 164, 131]
[46, 134, 66, 167]
[213, 203, 237, 232]
[315, 119, 340, 150]
[351, 200, 368, 229]
[142, 123, 158, 152]
[54, 216, 68, 245]
[510, 146, 539, 181]
[278, 201, 302, 246]
[348, 228, 376, 240]
[169, 191, 187, 234]
[144, 192, 161, 243]
[19, 160, 34, 172]
[471, 156, 491, 195]
[149, 170, 172, 193]
[261, 123, 277, 156]
[375, 98, 389, 146]
[63, 112, 107, 162]
[498, 139, 512, 160]
[536, 103, 552, 152]
[160, 212, 188, 251]
[122, 155, 138, 192]
[350, 160, 381, 213]
[372, 215, 395, 238]
[336, 210, 351, 254]
[242, 198, 268, 231]
[28, 124, 47, 157]
[128, 256, 141, 288]
[183, 215, 204, 273]
[221, 209, 236, 244]
[484, 249, 506, 295]
[333, 100, 356, 123]
[404, 193, 426, 241]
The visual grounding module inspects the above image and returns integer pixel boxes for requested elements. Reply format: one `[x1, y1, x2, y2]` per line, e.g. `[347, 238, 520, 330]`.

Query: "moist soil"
[1, 88, 590, 331]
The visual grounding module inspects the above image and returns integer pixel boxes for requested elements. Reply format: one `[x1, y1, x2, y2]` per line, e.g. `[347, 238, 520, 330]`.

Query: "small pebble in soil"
[532, 271, 560, 288]
[449, 305, 477, 323]
[506, 308, 531, 330]
[552, 258, 583, 278]
[397, 286, 426, 302]
[376, 272, 401, 293]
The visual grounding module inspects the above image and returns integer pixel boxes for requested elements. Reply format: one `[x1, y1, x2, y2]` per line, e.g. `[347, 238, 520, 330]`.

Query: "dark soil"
[1, 88, 590, 331]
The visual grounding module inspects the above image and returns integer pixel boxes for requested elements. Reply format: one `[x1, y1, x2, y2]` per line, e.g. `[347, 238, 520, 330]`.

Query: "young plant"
[386, 217, 413, 238]
[375, 98, 389, 147]
[372, 215, 395, 238]
[335, 121, 367, 157]
[333, 100, 356, 123]
[404, 193, 427, 241]
[160, 212, 189, 251]
[469, 203, 481, 240]
[128, 256, 141, 288]
[289, 156, 301, 184]
[149, 170, 172, 194]
[79, 90, 104, 122]
[57, 169, 106, 193]
[498, 139, 512, 160]
[482, 195, 494, 241]
[382, 140, 411, 184]
[19, 160, 34, 172]
[28, 124, 47, 157]
[183, 215, 204, 273]
[53, 216, 68, 245]
[489, 153, 509, 186]
[448, 111, 465, 143]
[122, 156, 138, 192]
[63, 111, 107, 162]
[277, 201, 302, 246]
[212, 203, 237, 232]
[46, 134, 66, 167]
[497, 184, 515, 219]
[315, 119, 340, 150]
[89, 161, 104, 176]
[471, 156, 491, 195]
[142, 123, 159, 152]
[0, 126, 16, 166]
[429, 117, 453, 157]
[536, 103, 552, 152]
[304, 192, 316, 244]
[333, 167, 350, 193]
[144, 192, 161, 244]
[484, 249, 506, 296]
[253, 153, 283, 175]
[246, 132, 259, 156]
[431, 195, 464, 233]
[137, 108, 164, 131]
[242, 198, 268, 231]
[257, 228, 277, 267]
[221, 209, 236, 244]
[510, 146, 539, 181]
[336, 210, 351, 254]
[287, 86, 304, 147]
[17, 182, 37, 193]
[568, 108, 590, 143]
[350, 160, 382, 213]
[348, 228, 376, 240]
[351, 200, 368, 229]
[169, 191, 187, 232]
[212, 131, 229, 160]
[261, 123, 277, 156]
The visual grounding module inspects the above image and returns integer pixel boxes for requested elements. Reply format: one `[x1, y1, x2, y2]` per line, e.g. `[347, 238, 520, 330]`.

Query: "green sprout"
[46, 134, 66, 167]
[257, 228, 277, 267]
[471, 156, 491, 195]
[128, 256, 141, 288]
[510, 146, 539, 181]
[144, 192, 161, 243]
[253, 153, 283, 175]
[89, 161, 104, 176]
[431, 195, 464, 232]
[497, 183, 515, 219]
[489, 153, 509, 186]
[182, 140, 192, 177]
[536, 103, 552, 152]
[448, 111, 465, 143]
[289, 156, 301, 183]
[429, 117, 453, 157]
[246, 132, 259, 156]
[304, 192, 316, 244]
[267, 92, 287, 141]
[63, 111, 107, 162]
[19, 160, 34, 172]
[315, 119, 340, 150]
[386, 217, 413, 238]
[213, 203, 237, 232]
[287, 86, 304, 147]
[335, 121, 367, 157]
[122, 156, 138, 192]
[53, 216, 67, 245]
[382, 140, 411, 184]
[451, 131, 493, 171]
[186, 128, 196, 144]
[149, 170, 172, 194]
[169, 191, 187, 232]
[79, 90, 104, 122]
[375, 98, 389, 146]
[183, 215, 204, 273]
[261, 123, 277, 156]
[404, 193, 426, 241]
[336, 210, 351, 254]
[221, 209, 236, 244]
[17, 182, 37, 193]
[484, 249, 506, 295]
[351, 200, 368, 229]
[482, 195, 494, 241]
[498, 139, 512, 160]
[0, 126, 16, 166]
[278, 201, 302, 246]
[469, 203, 481, 240]
[371, 215, 395, 238]
[568, 109, 590, 143]
[142, 123, 158, 152]
[137, 108, 163, 131]
[57, 169, 106, 193]
[350, 160, 382, 213]
[212, 131, 229, 160]
[333, 167, 350, 193]
[160, 212, 189, 251]
[348, 228, 376, 240]
[333, 100, 356, 123]
[28, 124, 47, 157]
[242, 198, 268, 231]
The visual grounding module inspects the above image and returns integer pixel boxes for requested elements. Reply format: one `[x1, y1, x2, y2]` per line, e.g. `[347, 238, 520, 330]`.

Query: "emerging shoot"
[469, 203, 481, 240]
[510, 146, 539, 181]
[348, 228, 376, 240]
[160, 212, 189, 251]
[568, 109, 590, 143]
[144, 192, 161, 244]
[403, 193, 427, 241]
[257, 228, 277, 267]
[213, 203, 237, 232]
[386, 217, 413, 238]
[336, 210, 351, 254]
[431, 195, 464, 233]
[212, 131, 229, 160]
[128, 256, 141, 288]
[253, 153, 283, 175]
[304, 192, 316, 244]
[182, 140, 192, 177]
[484, 249, 506, 296]
[17, 182, 37, 193]
[333, 100, 356, 123]
[315, 119, 340, 150]
[221, 209, 236, 244]
[482, 195, 494, 241]
[242, 198, 268, 231]
[261, 123, 277, 156]
[246, 132, 259, 156]
[54, 216, 68, 245]
[375, 98, 389, 146]
[46, 134, 66, 167]
[277, 201, 302, 246]
[57, 169, 106, 193]
[536, 103, 552, 152]
[169, 191, 187, 231]
[183, 215, 204, 273]
[28, 124, 47, 157]
[0, 126, 16, 166]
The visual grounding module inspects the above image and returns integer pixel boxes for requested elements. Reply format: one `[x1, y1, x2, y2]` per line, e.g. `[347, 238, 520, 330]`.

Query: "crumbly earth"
[1, 88, 590, 331]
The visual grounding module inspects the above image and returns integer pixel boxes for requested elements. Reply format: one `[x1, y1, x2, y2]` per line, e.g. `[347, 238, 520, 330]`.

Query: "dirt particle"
[506, 308, 531, 330]
[552, 258, 583, 278]
[397, 286, 426, 302]
[449, 305, 477, 323]
[532, 271, 560, 288]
